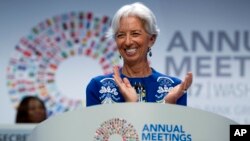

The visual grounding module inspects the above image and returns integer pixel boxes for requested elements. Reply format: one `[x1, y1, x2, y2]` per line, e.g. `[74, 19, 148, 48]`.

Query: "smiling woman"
[86, 2, 193, 107]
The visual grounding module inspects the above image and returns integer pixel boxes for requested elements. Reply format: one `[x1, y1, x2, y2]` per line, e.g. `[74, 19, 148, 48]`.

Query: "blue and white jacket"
[86, 68, 187, 106]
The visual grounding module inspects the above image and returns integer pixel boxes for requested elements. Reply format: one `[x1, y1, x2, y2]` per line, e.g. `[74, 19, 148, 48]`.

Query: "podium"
[28, 103, 237, 141]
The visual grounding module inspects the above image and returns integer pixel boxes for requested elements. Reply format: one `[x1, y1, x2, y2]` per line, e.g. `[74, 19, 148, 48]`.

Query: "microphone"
[134, 82, 146, 102]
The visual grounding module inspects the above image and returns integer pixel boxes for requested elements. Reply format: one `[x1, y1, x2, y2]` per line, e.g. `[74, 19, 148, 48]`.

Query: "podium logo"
[230, 125, 249, 141]
[94, 118, 139, 141]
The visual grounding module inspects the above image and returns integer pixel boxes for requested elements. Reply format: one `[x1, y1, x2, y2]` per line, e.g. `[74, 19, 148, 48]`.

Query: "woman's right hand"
[113, 66, 138, 102]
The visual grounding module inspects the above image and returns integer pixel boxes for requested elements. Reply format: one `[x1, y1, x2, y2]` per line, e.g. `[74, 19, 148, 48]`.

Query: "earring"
[119, 55, 122, 59]
[148, 48, 152, 57]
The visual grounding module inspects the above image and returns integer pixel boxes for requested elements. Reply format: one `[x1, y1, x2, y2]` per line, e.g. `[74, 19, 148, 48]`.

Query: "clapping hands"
[113, 66, 193, 104]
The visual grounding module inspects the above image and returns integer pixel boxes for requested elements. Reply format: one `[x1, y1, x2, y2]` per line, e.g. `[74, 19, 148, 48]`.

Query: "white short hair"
[106, 2, 160, 38]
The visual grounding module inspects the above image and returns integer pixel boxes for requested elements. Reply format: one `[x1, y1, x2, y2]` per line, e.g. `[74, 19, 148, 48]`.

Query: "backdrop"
[0, 0, 249, 124]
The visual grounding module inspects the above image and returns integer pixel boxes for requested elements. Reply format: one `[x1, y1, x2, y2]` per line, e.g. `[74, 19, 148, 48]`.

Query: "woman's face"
[27, 99, 46, 123]
[115, 16, 155, 64]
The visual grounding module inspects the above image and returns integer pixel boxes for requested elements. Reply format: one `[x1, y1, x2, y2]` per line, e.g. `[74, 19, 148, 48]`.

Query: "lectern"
[28, 103, 237, 141]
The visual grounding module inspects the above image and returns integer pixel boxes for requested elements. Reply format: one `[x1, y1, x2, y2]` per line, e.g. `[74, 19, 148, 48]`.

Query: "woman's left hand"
[164, 72, 193, 104]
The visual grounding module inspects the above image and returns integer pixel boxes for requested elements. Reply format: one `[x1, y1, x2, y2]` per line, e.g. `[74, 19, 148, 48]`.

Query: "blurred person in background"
[16, 96, 47, 123]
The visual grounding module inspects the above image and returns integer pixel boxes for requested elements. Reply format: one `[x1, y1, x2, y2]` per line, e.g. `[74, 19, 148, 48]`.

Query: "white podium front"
[28, 103, 237, 141]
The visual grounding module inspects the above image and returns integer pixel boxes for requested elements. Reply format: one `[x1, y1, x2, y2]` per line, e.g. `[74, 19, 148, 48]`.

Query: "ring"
[183, 89, 187, 93]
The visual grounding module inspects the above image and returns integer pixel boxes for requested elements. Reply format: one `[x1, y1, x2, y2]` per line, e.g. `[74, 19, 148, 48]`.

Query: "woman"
[16, 96, 47, 123]
[86, 2, 192, 106]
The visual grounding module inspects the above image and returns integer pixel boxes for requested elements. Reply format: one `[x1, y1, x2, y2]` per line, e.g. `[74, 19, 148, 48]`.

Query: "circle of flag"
[6, 11, 120, 116]
[94, 118, 139, 141]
